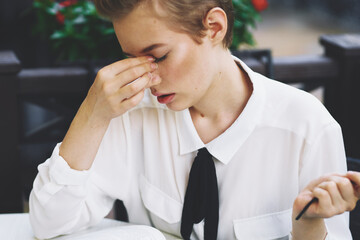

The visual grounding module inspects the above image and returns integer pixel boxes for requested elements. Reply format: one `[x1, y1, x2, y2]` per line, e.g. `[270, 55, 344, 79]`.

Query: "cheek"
[162, 44, 202, 84]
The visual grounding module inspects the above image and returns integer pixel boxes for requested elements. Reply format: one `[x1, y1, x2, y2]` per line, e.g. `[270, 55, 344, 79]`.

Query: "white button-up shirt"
[29, 58, 352, 239]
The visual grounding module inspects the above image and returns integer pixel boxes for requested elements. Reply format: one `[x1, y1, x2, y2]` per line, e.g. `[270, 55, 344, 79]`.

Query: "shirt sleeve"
[29, 143, 115, 240]
[298, 123, 352, 239]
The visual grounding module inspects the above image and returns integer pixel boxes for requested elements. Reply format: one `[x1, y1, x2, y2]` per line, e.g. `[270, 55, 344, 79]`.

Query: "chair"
[231, 49, 273, 78]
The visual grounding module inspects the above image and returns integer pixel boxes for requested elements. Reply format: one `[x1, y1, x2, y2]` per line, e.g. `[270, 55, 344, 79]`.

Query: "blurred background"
[0, 0, 360, 237]
[1, 0, 360, 66]
[253, 0, 360, 56]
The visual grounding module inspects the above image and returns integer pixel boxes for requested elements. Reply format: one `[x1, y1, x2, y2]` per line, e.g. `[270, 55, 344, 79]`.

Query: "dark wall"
[0, 0, 53, 68]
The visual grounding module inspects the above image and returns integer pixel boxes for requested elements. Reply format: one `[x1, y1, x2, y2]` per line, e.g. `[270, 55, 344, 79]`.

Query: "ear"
[203, 7, 228, 46]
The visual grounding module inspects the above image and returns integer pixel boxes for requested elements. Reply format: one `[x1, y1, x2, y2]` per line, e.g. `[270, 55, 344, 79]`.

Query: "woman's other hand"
[292, 172, 360, 239]
[294, 173, 359, 219]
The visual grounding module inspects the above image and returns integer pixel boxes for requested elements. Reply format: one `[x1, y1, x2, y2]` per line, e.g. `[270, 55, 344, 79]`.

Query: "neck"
[190, 50, 252, 122]
[189, 50, 253, 143]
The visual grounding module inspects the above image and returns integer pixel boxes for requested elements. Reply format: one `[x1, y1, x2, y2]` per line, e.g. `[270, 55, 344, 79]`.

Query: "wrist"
[292, 215, 327, 240]
[80, 97, 111, 128]
[59, 98, 111, 171]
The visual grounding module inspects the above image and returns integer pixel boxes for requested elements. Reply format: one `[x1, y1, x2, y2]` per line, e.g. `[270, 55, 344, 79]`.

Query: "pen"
[295, 197, 318, 220]
[296, 179, 358, 220]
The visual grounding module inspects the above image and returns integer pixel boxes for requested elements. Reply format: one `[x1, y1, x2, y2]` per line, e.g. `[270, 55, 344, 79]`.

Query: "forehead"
[113, 2, 176, 55]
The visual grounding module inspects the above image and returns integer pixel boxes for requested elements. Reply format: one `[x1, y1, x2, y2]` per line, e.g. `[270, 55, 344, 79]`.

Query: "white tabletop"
[0, 213, 181, 240]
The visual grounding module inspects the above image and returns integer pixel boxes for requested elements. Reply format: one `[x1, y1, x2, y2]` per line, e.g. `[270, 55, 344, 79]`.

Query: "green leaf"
[46, 5, 58, 15]
[73, 15, 86, 24]
[84, 1, 97, 15]
[51, 30, 66, 39]
[72, 6, 84, 15]
[103, 28, 115, 35]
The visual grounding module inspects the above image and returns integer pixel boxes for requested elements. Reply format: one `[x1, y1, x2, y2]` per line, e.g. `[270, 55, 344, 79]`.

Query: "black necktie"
[181, 148, 219, 240]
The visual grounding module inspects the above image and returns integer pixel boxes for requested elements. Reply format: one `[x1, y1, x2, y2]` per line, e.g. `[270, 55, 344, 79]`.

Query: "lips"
[151, 89, 176, 104]
[157, 93, 175, 104]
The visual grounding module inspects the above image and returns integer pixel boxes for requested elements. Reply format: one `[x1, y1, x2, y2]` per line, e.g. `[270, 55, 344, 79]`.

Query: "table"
[0, 213, 181, 240]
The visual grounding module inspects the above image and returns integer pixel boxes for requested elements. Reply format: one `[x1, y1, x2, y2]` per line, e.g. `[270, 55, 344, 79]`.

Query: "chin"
[166, 102, 190, 112]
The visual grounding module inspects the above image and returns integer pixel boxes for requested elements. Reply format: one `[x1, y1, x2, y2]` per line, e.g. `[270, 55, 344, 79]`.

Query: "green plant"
[231, 0, 268, 49]
[33, 0, 123, 61]
[32, 0, 267, 61]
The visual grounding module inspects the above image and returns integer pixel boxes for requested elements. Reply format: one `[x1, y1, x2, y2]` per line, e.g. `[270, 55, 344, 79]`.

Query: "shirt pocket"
[139, 174, 183, 235]
[233, 209, 292, 240]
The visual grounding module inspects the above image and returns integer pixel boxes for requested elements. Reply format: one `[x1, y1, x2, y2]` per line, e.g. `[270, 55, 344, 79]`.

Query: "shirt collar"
[176, 56, 265, 164]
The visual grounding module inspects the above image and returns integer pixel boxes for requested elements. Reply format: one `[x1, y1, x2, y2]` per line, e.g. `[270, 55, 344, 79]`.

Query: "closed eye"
[154, 54, 167, 63]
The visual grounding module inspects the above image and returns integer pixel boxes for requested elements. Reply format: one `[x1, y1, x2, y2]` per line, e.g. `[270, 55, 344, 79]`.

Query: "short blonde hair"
[93, 0, 234, 48]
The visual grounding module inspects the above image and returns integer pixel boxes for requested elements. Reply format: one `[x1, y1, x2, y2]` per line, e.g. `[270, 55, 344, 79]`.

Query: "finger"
[95, 61, 155, 97]
[346, 171, 360, 198]
[115, 61, 158, 87]
[105, 56, 155, 75]
[119, 89, 146, 112]
[145, 72, 161, 88]
[119, 72, 152, 100]
[305, 173, 346, 190]
[293, 190, 314, 215]
[316, 179, 357, 215]
[317, 181, 344, 208]
[311, 187, 334, 218]
[295, 197, 318, 220]
[346, 171, 360, 186]
[331, 176, 357, 204]
[94, 57, 155, 91]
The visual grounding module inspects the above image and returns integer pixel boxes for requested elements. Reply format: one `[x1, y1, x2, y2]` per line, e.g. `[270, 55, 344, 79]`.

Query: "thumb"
[346, 171, 360, 199]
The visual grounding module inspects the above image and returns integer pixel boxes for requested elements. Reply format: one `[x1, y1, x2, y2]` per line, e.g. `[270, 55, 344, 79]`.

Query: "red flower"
[56, 12, 65, 24]
[59, 0, 77, 7]
[251, 0, 268, 12]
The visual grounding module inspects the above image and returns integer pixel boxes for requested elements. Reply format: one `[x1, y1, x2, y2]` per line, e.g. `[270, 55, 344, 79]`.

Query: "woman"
[29, 0, 360, 239]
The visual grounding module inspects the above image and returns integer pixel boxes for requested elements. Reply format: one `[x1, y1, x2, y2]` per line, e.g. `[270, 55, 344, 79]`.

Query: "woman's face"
[113, 4, 217, 111]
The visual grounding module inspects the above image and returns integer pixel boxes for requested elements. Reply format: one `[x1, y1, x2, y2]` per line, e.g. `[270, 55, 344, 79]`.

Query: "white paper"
[0, 214, 181, 240]
[56, 225, 166, 240]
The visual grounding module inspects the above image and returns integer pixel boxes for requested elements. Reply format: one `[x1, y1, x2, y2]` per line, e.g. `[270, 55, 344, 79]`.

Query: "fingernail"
[151, 63, 158, 69]
[148, 56, 155, 61]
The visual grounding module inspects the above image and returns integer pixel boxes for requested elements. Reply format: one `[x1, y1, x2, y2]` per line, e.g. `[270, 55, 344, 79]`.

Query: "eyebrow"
[123, 43, 166, 57]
